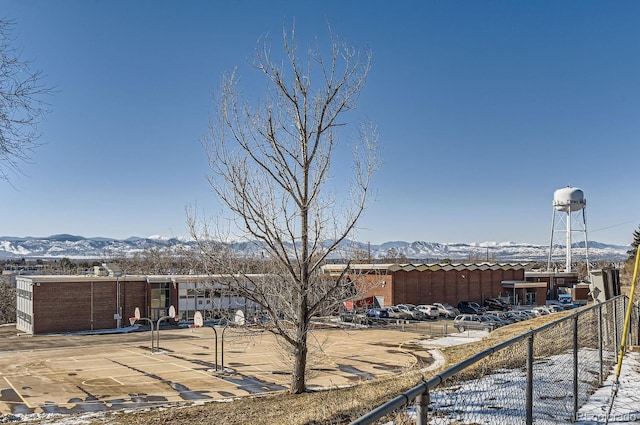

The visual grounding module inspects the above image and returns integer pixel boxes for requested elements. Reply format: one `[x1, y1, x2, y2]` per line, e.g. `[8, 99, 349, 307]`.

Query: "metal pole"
[582, 208, 590, 277]
[637, 305, 640, 346]
[416, 390, 429, 425]
[144, 318, 155, 352]
[133, 318, 155, 352]
[116, 276, 121, 328]
[566, 210, 572, 273]
[526, 332, 533, 425]
[613, 298, 619, 353]
[210, 326, 218, 371]
[156, 314, 172, 352]
[221, 324, 229, 372]
[598, 302, 604, 386]
[573, 315, 579, 421]
[547, 207, 556, 271]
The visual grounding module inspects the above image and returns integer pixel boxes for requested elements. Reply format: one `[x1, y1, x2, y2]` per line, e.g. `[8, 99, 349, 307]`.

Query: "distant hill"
[0, 235, 630, 262]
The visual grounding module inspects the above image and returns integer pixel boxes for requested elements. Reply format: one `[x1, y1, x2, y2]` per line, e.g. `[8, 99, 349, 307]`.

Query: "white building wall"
[15, 277, 34, 334]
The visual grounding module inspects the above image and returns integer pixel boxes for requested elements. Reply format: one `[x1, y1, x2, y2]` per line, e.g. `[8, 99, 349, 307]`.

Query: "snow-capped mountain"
[340, 240, 630, 263]
[0, 234, 630, 262]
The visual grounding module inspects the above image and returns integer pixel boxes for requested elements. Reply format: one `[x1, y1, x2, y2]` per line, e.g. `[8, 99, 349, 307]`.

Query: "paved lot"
[0, 322, 447, 416]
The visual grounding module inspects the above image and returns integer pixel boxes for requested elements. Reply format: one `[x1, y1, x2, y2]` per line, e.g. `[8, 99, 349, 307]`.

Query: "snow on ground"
[576, 350, 640, 424]
[414, 331, 640, 424]
[421, 329, 489, 348]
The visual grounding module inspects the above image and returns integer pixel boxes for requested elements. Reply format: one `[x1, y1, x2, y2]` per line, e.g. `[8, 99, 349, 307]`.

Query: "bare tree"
[0, 19, 52, 182]
[191, 23, 379, 393]
[111, 245, 199, 275]
[0, 276, 16, 324]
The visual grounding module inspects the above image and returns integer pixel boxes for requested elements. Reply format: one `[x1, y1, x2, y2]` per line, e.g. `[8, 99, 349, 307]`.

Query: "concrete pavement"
[0, 322, 446, 416]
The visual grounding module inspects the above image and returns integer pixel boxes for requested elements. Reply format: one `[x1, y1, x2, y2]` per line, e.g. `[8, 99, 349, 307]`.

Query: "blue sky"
[1, 0, 639, 246]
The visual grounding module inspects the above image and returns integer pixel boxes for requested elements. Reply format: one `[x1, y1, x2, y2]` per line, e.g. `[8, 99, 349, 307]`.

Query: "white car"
[432, 302, 460, 318]
[532, 306, 551, 315]
[546, 304, 565, 313]
[453, 314, 499, 332]
[416, 304, 439, 320]
[396, 304, 426, 320]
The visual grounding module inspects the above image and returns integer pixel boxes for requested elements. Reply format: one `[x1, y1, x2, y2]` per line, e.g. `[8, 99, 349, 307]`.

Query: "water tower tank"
[553, 186, 586, 212]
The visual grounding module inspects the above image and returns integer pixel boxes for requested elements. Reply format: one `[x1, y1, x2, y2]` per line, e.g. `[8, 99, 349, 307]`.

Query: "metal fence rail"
[349, 296, 637, 425]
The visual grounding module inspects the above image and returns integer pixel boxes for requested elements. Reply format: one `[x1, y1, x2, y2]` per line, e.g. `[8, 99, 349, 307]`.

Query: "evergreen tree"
[627, 225, 640, 260]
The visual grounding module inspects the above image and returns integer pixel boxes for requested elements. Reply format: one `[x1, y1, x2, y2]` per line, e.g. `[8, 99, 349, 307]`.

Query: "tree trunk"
[290, 324, 308, 393]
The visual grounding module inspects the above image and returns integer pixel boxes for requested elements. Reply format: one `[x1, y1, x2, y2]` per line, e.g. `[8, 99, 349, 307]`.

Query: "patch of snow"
[147, 234, 169, 240]
[576, 351, 640, 424]
[421, 330, 488, 347]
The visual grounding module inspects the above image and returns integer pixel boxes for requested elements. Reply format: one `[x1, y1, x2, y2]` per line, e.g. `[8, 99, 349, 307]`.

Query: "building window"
[151, 282, 171, 320]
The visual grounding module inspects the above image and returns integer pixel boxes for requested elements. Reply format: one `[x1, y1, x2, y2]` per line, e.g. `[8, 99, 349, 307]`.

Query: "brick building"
[323, 263, 536, 308]
[15, 272, 265, 334]
[16, 275, 178, 334]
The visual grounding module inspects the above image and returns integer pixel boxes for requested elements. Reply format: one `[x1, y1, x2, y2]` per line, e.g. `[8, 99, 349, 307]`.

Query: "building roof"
[16, 275, 148, 283]
[322, 262, 531, 274]
[15, 273, 276, 284]
[502, 280, 548, 289]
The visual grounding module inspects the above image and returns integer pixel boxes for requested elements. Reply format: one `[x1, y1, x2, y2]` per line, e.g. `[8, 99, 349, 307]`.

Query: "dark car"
[457, 301, 486, 314]
[483, 313, 512, 327]
[483, 297, 511, 311]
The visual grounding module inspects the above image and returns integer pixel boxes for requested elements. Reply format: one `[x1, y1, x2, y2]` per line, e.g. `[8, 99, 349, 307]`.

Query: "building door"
[526, 291, 536, 306]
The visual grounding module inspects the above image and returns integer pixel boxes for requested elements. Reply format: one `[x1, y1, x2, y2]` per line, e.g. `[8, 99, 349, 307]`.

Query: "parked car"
[416, 304, 439, 320]
[339, 310, 368, 323]
[504, 311, 527, 322]
[387, 306, 412, 320]
[432, 302, 460, 318]
[396, 304, 426, 320]
[365, 308, 389, 319]
[521, 309, 540, 318]
[453, 314, 498, 332]
[532, 306, 552, 316]
[482, 313, 512, 327]
[511, 310, 533, 321]
[546, 304, 565, 313]
[485, 310, 518, 324]
[483, 297, 511, 311]
[457, 301, 486, 315]
[509, 310, 531, 321]
[558, 293, 574, 307]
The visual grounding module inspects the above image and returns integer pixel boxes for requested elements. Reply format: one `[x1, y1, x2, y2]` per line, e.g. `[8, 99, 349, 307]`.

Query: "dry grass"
[29, 311, 576, 425]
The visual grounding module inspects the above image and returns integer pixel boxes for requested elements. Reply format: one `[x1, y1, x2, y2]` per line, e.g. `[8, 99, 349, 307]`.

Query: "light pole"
[115, 273, 122, 328]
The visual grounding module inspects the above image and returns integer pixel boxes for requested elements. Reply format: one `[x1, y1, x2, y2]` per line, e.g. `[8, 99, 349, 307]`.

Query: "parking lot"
[0, 322, 444, 416]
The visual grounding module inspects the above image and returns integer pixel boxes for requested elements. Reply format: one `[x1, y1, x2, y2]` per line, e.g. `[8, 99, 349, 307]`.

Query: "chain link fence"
[350, 296, 637, 425]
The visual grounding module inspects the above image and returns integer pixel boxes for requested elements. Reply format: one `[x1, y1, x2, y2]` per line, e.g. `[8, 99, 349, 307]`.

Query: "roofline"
[15, 273, 282, 283]
[322, 263, 531, 273]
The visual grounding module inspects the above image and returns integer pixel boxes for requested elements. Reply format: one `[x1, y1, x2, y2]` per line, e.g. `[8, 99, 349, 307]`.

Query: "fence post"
[416, 388, 429, 425]
[572, 314, 579, 421]
[526, 332, 534, 425]
[598, 302, 604, 386]
[613, 298, 619, 354]
[637, 305, 640, 346]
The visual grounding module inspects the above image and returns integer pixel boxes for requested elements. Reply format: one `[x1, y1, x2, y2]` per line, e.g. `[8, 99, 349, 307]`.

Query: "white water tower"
[547, 186, 589, 273]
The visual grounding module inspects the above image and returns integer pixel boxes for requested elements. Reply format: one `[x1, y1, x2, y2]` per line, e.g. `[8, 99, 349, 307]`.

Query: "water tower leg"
[547, 208, 556, 272]
[566, 211, 572, 273]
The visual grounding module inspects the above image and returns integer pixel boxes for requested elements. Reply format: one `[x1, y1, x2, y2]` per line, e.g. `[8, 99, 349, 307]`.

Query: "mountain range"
[0, 234, 630, 263]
